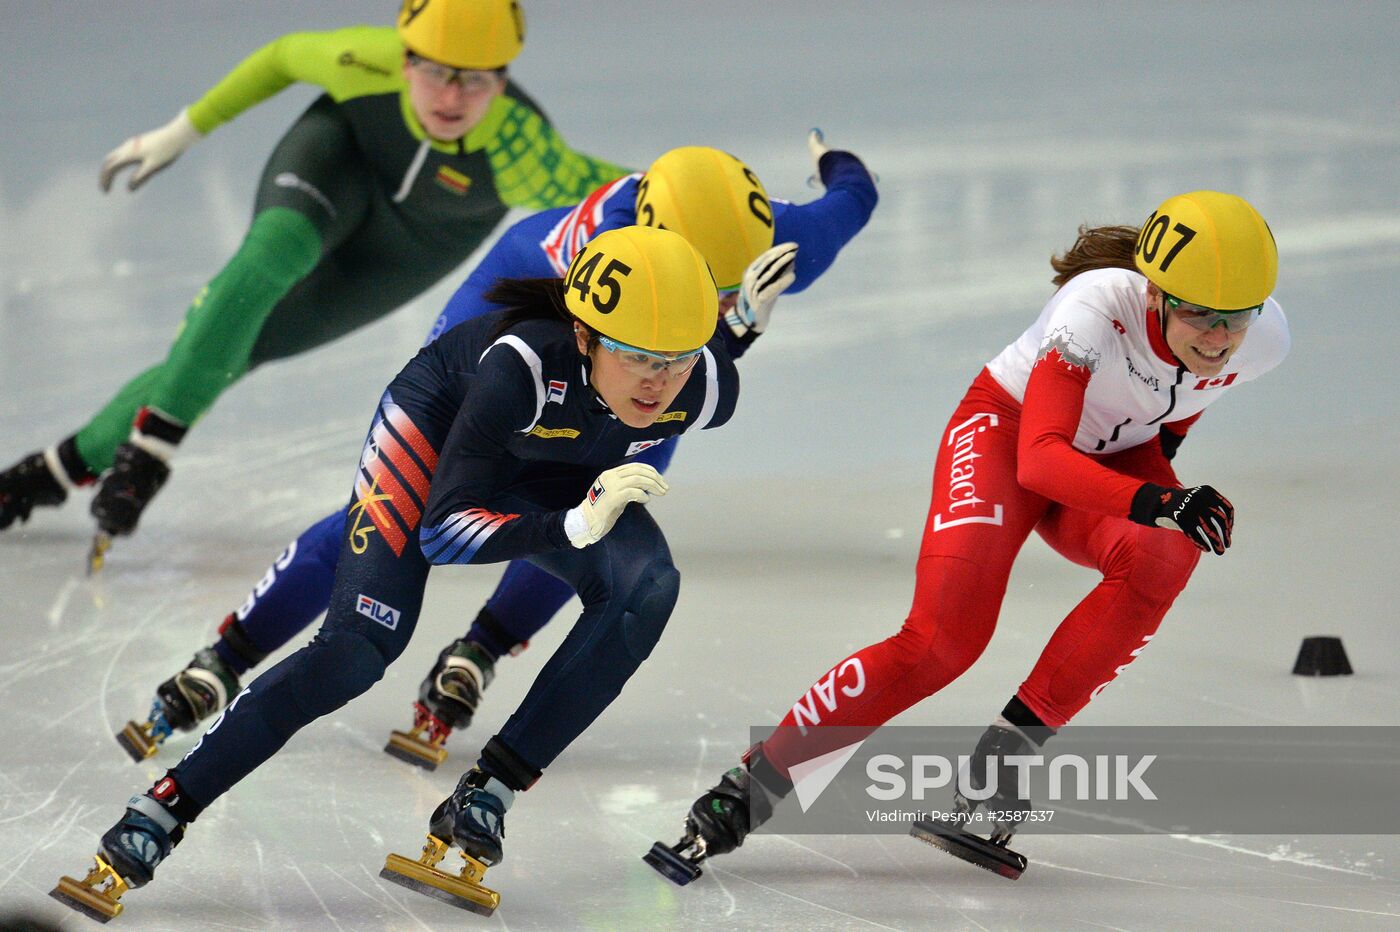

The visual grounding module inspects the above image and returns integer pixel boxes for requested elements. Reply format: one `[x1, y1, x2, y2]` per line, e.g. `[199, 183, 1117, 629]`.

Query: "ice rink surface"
[3, 1, 1399, 928]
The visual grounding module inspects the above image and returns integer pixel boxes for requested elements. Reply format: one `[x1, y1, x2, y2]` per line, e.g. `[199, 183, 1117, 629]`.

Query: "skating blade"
[87, 532, 112, 576]
[116, 720, 159, 762]
[643, 841, 701, 885]
[50, 856, 130, 922]
[910, 819, 1027, 880]
[380, 835, 498, 916]
[384, 729, 447, 770]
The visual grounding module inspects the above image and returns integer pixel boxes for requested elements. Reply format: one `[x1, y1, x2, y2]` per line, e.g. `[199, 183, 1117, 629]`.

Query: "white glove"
[99, 108, 203, 193]
[563, 463, 669, 548]
[725, 241, 798, 338]
[805, 127, 831, 189]
[808, 127, 831, 169]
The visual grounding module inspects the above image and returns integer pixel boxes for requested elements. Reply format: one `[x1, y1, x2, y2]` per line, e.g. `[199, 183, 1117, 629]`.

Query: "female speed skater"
[0, 0, 629, 565]
[53, 225, 746, 920]
[645, 190, 1291, 885]
[113, 133, 878, 767]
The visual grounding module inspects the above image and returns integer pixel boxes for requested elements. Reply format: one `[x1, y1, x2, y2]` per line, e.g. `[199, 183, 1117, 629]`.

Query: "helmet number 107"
[1136, 212, 1197, 273]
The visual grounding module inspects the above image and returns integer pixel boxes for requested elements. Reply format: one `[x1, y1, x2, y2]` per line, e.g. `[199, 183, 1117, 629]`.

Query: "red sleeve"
[1016, 348, 1149, 517]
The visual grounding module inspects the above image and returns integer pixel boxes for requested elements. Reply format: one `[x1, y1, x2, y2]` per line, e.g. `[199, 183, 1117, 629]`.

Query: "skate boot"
[89, 408, 185, 572]
[645, 743, 791, 885]
[51, 793, 184, 922]
[380, 769, 510, 915]
[385, 639, 497, 771]
[117, 648, 240, 762]
[0, 447, 75, 531]
[911, 722, 1038, 879]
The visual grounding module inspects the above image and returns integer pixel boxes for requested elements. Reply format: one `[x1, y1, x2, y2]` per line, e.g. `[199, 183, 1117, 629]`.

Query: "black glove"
[1158, 425, 1185, 461]
[1129, 482, 1234, 555]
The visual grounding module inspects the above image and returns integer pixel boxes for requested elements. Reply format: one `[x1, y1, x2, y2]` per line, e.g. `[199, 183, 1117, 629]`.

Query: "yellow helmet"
[1134, 191, 1277, 311]
[635, 147, 774, 290]
[397, 0, 525, 70]
[564, 226, 718, 354]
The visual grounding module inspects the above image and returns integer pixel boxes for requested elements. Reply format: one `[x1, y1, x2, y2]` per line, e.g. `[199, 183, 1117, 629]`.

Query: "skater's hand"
[807, 128, 831, 172]
[1129, 482, 1234, 555]
[564, 463, 668, 548]
[99, 109, 202, 193]
[725, 242, 798, 339]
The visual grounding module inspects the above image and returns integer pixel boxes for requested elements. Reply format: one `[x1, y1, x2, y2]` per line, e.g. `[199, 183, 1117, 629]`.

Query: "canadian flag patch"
[1193, 373, 1238, 390]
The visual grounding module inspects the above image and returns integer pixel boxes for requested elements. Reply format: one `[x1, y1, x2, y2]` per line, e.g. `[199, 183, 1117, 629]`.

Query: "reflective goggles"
[597, 335, 703, 377]
[406, 54, 504, 94]
[1164, 293, 1263, 334]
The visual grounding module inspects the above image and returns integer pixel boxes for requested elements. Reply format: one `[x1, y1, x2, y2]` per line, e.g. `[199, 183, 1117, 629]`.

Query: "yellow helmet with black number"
[635, 147, 774, 290]
[564, 226, 717, 354]
[397, 0, 525, 70]
[1134, 191, 1277, 311]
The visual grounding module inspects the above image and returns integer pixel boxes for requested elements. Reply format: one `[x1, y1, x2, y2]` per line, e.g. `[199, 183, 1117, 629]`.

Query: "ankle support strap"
[1002, 695, 1055, 747]
[217, 614, 270, 667]
[130, 407, 188, 461]
[479, 736, 542, 794]
[50, 435, 98, 487]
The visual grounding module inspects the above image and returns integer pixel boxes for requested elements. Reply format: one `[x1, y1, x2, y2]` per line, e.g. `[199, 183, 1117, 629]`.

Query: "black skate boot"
[645, 743, 791, 885]
[386, 639, 497, 771]
[911, 719, 1043, 880]
[116, 648, 240, 762]
[89, 408, 186, 572]
[0, 438, 92, 531]
[380, 769, 510, 916]
[51, 793, 185, 922]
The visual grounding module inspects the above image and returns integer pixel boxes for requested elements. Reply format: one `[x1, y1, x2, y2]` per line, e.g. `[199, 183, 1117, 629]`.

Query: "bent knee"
[620, 561, 680, 663]
[295, 629, 392, 715]
[1110, 525, 1202, 598]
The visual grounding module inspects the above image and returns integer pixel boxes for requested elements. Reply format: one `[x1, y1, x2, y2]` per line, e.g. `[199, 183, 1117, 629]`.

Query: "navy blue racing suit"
[166, 312, 740, 812]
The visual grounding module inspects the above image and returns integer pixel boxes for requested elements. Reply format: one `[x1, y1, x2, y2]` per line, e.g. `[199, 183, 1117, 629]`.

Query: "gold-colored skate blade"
[87, 532, 112, 576]
[910, 820, 1027, 880]
[384, 728, 448, 771]
[50, 855, 130, 922]
[116, 720, 160, 762]
[380, 838, 498, 916]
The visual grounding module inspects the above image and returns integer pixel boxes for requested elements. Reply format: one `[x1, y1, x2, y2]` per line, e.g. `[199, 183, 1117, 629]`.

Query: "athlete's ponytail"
[485, 278, 594, 347]
[1050, 225, 1139, 289]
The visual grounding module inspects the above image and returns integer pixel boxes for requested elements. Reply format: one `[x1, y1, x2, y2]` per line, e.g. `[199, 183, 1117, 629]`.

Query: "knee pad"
[293, 629, 390, 717]
[619, 561, 680, 663]
[242, 208, 322, 284]
[1118, 525, 1202, 605]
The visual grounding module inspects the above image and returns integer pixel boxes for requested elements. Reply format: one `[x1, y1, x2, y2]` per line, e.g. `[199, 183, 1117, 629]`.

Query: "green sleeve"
[186, 26, 402, 134]
[478, 99, 634, 210]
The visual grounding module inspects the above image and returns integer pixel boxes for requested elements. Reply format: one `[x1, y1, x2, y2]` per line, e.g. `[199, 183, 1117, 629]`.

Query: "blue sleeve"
[771, 150, 878, 295]
[422, 207, 575, 346]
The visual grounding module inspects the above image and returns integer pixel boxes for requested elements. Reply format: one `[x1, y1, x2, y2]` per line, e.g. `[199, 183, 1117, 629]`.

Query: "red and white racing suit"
[764, 267, 1289, 774]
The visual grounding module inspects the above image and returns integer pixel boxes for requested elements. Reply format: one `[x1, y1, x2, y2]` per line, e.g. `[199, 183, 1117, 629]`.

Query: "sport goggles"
[1164, 294, 1263, 334]
[597, 335, 703, 377]
[406, 54, 504, 94]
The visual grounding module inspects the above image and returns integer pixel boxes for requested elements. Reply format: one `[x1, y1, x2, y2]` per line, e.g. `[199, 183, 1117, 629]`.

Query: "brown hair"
[1050, 224, 1140, 288]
